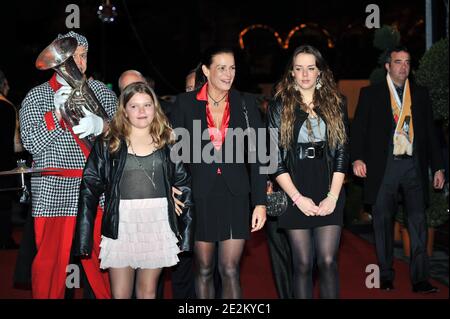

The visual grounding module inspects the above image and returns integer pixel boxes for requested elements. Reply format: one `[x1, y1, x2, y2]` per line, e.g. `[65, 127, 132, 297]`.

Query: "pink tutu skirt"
[99, 197, 180, 269]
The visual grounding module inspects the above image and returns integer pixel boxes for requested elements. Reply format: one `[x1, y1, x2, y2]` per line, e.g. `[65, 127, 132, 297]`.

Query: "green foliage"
[369, 67, 386, 84]
[370, 25, 401, 84]
[416, 38, 449, 124]
[373, 25, 401, 51]
[395, 184, 449, 228]
[396, 39, 449, 230]
[343, 178, 364, 224]
[427, 187, 449, 227]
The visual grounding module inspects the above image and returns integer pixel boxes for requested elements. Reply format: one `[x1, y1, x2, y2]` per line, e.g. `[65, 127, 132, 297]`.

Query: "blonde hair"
[105, 82, 174, 153]
[275, 45, 347, 149]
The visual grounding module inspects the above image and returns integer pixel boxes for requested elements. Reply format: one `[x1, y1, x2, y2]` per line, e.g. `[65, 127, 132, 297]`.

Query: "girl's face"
[291, 53, 320, 91]
[125, 92, 155, 130]
[202, 53, 236, 92]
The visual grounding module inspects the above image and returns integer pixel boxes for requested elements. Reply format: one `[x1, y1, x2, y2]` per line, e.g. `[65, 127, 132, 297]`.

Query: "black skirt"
[278, 155, 345, 229]
[194, 174, 250, 242]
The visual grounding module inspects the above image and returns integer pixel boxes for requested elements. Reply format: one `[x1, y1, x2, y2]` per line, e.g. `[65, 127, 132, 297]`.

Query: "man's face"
[185, 73, 195, 92]
[385, 51, 410, 86]
[73, 45, 88, 74]
[120, 73, 146, 92]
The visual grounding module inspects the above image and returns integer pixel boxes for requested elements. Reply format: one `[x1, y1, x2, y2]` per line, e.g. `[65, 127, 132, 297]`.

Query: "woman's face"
[291, 53, 320, 91]
[202, 53, 236, 92]
[125, 92, 155, 130]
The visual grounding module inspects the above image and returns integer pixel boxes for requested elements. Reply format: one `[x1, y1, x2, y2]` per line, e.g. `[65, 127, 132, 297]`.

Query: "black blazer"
[170, 88, 267, 207]
[350, 80, 444, 205]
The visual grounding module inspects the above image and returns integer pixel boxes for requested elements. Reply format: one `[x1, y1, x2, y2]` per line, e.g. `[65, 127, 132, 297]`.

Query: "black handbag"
[266, 190, 288, 217]
[241, 93, 287, 217]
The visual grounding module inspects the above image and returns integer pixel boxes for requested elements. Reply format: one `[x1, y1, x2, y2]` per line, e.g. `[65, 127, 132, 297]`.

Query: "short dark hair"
[200, 46, 235, 68]
[186, 63, 204, 91]
[385, 46, 410, 64]
[197, 46, 235, 88]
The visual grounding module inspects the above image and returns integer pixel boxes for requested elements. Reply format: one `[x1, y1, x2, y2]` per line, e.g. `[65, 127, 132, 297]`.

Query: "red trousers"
[32, 208, 110, 299]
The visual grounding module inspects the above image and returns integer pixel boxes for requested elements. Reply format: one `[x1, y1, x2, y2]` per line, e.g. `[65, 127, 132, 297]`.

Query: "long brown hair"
[275, 45, 346, 149]
[105, 82, 174, 153]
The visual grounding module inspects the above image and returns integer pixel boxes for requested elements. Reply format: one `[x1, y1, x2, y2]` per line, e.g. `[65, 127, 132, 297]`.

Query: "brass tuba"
[35, 37, 109, 149]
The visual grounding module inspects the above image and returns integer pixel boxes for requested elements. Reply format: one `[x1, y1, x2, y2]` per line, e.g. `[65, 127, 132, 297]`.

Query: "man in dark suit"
[351, 46, 445, 293]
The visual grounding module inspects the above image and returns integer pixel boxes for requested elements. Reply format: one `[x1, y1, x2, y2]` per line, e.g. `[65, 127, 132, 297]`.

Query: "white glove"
[72, 106, 104, 139]
[54, 86, 72, 111]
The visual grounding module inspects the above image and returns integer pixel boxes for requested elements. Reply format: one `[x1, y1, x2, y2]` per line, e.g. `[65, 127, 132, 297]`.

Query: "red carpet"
[0, 227, 447, 299]
[338, 230, 448, 299]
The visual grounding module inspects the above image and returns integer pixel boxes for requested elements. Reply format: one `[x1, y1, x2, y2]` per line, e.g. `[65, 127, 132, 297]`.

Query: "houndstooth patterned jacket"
[20, 78, 117, 217]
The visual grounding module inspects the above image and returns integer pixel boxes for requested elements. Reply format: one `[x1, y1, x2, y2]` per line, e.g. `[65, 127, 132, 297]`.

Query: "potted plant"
[396, 38, 449, 256]
[396, 184, 449, 256]
[369, 25, 401, 84]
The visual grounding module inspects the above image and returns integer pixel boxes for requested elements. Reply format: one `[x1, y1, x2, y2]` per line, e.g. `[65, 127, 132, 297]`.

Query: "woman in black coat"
[171, 47, 267, 298]
[267, 45, 349, 299]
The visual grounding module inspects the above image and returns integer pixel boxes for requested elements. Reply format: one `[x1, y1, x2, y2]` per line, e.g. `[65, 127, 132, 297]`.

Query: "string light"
[97, 0, 118, 23]
[239, 24, 283, 49]
[239, 23, 335, 50]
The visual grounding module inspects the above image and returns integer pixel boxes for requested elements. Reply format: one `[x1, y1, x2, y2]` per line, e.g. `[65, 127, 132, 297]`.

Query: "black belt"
[393, 154, 413, 160]
[297, 142, 325, 160]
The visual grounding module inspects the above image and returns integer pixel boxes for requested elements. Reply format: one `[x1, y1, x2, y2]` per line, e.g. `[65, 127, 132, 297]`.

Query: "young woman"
[74, 82, 194, 299]
[171, 47, 267, 299]
[267, 45, 349, 299]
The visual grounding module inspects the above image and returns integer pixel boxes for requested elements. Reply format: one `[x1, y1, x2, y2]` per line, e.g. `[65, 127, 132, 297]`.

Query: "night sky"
[0, 0, 445, 103]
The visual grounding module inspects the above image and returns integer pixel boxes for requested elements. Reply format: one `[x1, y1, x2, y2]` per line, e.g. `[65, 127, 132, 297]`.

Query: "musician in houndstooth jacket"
[19, 31, 117, 299]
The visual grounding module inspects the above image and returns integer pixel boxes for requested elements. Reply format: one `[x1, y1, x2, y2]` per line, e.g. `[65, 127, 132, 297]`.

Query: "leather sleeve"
[171, 146, 195, 252]
[266, 98, 289, 179]
[333, 100, 350, 173]
[73, 138, 107, 256]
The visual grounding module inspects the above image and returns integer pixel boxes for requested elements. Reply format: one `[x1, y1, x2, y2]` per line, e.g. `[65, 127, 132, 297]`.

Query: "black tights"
[286, 225, 341, 299]
[109, 267, 162, 299]
[194, 239, 245, 299]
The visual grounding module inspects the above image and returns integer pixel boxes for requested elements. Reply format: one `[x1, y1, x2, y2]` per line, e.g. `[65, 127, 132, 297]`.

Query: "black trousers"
[372, 157, 429, 284]
[0, 192, 13, 244]
[13, 203, 35, 287]
[169, 251, 196, 299]
[265, 217, 293, 298]
[157, 251, 196, 299]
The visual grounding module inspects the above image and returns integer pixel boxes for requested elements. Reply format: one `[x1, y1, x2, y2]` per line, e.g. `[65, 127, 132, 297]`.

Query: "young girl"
[73, 82, 194, 299]
[267, 45, 349, 299]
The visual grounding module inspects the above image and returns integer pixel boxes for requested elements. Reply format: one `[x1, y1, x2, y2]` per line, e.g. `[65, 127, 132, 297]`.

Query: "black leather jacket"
[267, 97, 349, 184]
[73, 137, 194, 256]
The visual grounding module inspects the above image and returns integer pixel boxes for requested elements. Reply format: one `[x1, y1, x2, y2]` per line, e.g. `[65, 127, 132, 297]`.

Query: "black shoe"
[380, 280, 394, 291]
[0, 238, 19, 250]
[412, 281, 439, 294]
